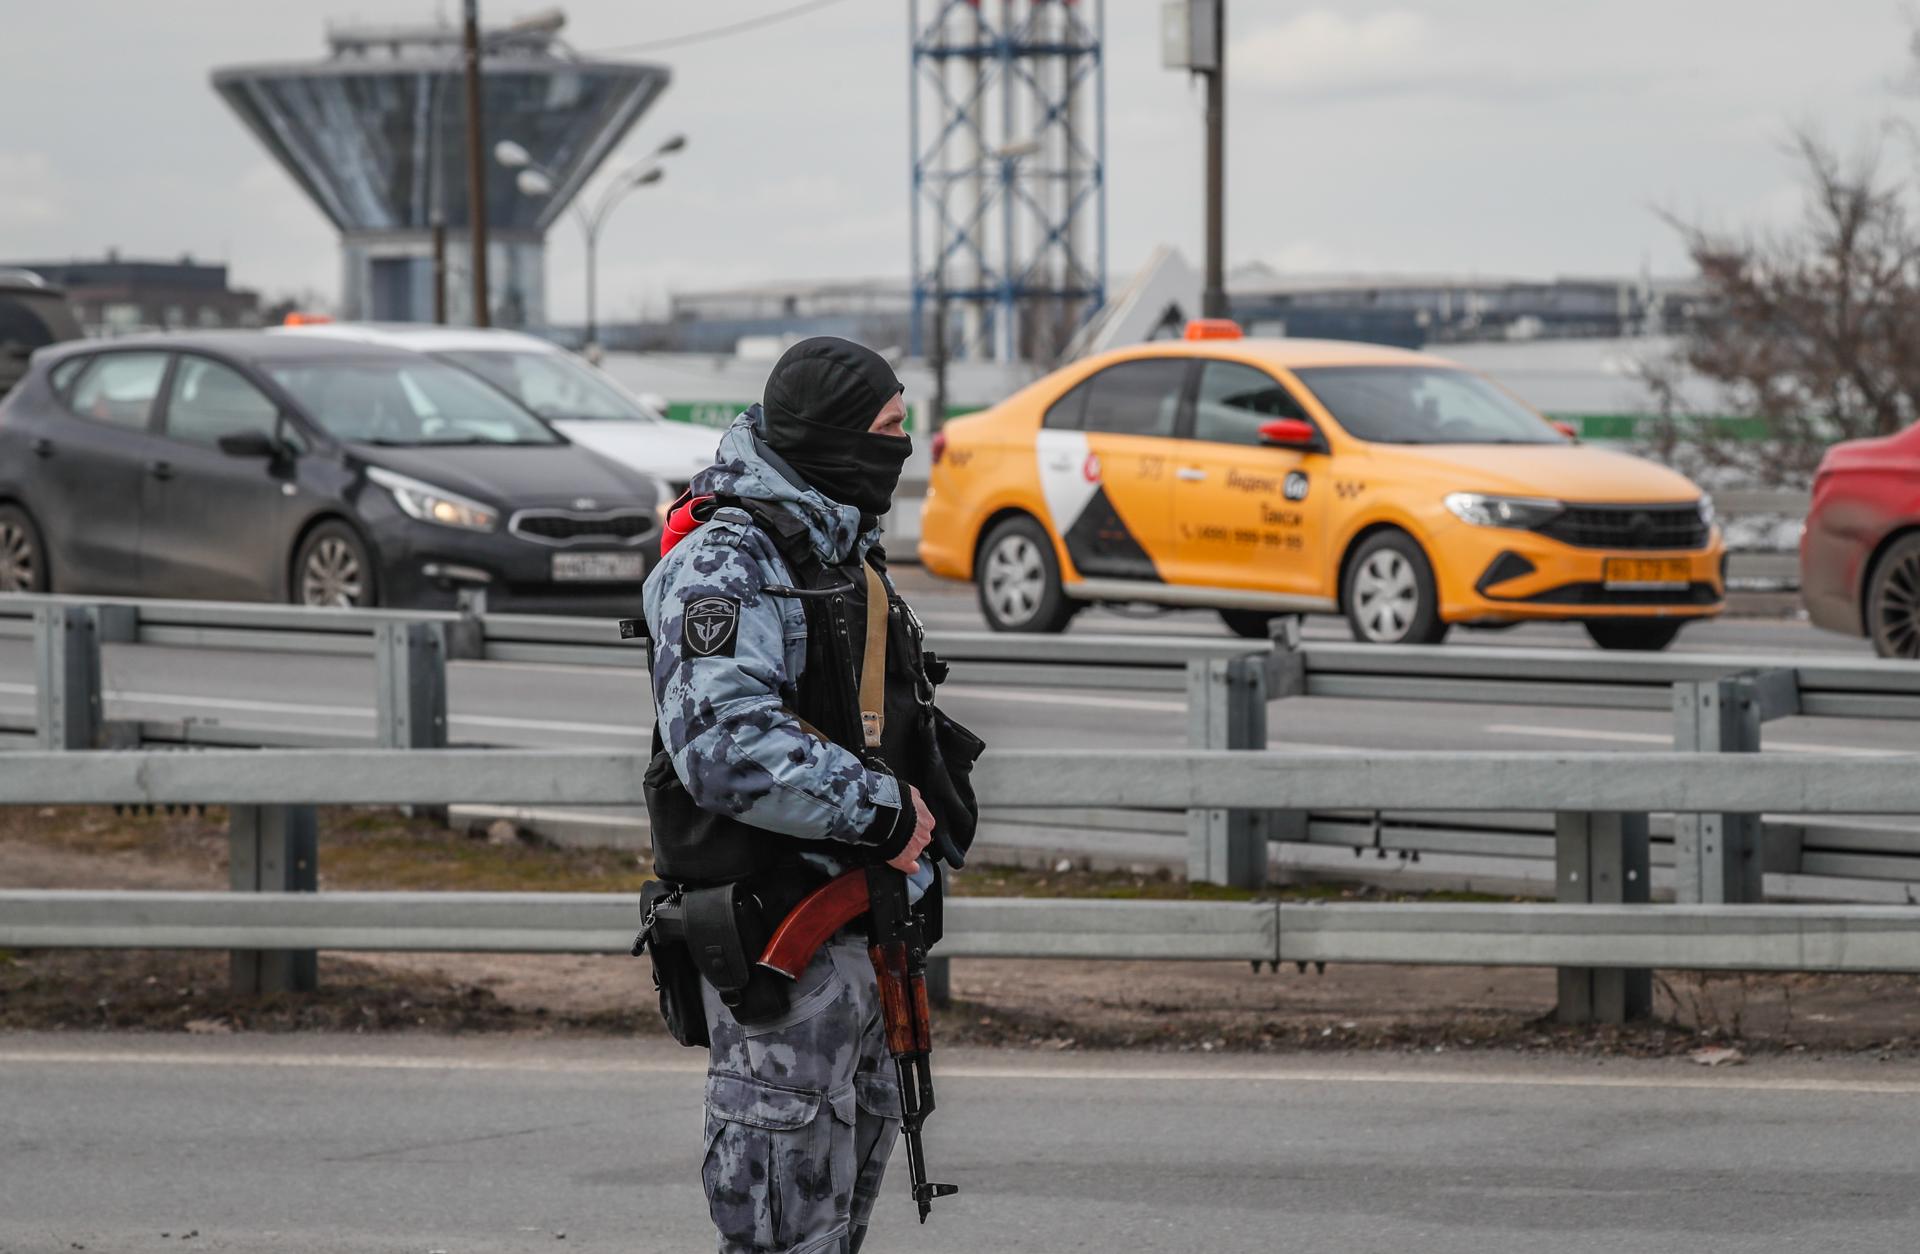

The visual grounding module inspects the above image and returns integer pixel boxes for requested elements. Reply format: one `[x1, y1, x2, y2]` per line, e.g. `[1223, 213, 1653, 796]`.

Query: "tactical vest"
[644, 498, 982, 889]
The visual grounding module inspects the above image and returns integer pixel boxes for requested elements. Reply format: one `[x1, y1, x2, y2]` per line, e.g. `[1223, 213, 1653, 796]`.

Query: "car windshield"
[266, 357, 562, 446]
[1291, 365, 1564, 445]
[436, 349, 654, 423]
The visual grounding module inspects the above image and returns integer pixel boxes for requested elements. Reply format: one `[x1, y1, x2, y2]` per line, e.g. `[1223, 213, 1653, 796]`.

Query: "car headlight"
[1444, 492, 1564, 529]
[1696, 495, 1716, 528]
[367, 467, 498, 532]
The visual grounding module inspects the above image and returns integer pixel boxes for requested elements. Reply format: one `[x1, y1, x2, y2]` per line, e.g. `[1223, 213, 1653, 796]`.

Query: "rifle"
[759, 864, 958, 1222]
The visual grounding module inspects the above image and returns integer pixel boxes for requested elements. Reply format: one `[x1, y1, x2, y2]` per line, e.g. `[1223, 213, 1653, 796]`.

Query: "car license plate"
[552, 552, 647, 583]
[1603, 557, 1690, 589]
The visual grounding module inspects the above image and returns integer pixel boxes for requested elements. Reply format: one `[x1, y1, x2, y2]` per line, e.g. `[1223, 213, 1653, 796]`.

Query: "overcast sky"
[0, 1, 1910, 321]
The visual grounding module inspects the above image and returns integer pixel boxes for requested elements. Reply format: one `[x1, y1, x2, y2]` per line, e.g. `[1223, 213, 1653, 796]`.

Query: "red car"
[1801, 422, 1920, 657]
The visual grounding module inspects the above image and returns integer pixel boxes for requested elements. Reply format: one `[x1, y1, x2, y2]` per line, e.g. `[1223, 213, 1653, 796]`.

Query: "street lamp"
[496, 133, 685, 355]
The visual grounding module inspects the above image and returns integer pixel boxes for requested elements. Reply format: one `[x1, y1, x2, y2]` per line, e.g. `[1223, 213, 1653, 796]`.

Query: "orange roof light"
[1183, 318, 1242, 341]
[283, 311, 334, 326]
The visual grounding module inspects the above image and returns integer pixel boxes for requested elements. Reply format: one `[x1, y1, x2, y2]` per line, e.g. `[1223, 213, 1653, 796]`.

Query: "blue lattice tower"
[910, 0, 1106, 363]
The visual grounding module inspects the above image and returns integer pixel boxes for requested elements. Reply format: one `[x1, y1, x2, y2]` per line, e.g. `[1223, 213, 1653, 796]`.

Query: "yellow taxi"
[918, 322, 1724, 649]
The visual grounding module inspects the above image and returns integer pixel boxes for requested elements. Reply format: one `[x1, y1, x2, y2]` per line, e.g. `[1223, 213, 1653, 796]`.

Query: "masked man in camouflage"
[642, 338, 941, 1253]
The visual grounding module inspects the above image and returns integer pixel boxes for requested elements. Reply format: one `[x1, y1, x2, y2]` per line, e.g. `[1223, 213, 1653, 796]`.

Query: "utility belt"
[633, 868, 832, 1048]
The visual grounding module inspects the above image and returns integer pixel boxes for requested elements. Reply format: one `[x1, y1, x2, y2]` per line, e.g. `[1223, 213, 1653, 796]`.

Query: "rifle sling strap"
[859, 563, 888, 749]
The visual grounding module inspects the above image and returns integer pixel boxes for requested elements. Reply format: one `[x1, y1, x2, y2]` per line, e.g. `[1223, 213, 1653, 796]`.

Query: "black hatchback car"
[0, 332, 666, 613]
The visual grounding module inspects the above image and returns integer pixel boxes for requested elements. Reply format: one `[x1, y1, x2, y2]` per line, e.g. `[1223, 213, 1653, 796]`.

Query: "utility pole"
[931, 257, 950, 434]
[1200, 0, 1226, 318]
[1163, 0, 1227, 318]
[461, 0, 491, 327]
[430, 214, 448, 324]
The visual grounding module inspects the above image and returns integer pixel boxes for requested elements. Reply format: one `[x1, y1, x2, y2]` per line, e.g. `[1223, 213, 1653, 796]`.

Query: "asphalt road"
[4, 1034, 1919, 1254]
[0, 569, 1898, 763]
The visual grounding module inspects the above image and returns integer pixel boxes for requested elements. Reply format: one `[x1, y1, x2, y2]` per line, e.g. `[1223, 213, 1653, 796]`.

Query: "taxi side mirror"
[1259, 418, 1321, 451]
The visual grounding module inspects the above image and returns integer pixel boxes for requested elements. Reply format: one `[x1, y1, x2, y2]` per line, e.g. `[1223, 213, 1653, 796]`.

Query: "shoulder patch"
[683, 595, 741, 658]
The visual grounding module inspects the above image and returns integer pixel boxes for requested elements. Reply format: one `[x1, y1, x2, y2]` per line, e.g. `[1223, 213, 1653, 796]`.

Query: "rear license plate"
[1603, 557, 1690, 589]
[552, 552, 647, 583]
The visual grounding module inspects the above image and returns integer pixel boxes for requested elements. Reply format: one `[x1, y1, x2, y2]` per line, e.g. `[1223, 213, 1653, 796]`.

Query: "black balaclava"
[758, 336, 911, 521]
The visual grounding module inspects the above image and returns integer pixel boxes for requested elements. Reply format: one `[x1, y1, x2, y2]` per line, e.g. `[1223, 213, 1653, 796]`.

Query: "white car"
[274, 323, 720, 491]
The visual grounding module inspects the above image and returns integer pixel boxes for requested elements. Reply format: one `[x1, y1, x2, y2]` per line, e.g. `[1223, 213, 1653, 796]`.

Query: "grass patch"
[321, 828, 650, 894]
[3, 804, 1523, 904]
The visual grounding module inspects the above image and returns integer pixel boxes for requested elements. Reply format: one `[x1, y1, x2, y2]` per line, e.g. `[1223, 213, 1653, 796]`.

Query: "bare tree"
[1647, 131, 1920, 486]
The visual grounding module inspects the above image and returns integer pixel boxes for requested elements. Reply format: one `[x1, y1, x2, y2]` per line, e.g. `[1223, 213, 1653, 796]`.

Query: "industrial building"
[0, 254, 261, 338]
[211, 11, 667, 327]
[1227, 265, 1704, 349]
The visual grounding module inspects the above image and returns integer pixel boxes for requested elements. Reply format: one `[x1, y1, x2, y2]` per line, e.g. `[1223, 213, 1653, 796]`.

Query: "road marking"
[4, 1048, 1920, 1096]
[936, 684, 1186, 713]
[452, 659, 641, 678]
[451, 714, 643, 737]
[1482, 722, 1903, 756]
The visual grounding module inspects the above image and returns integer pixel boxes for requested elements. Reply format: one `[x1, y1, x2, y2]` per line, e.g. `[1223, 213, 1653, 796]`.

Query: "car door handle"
[147, 460, 175, 481]
[1176, 467, 1207, 482]
[29, 437, 53, 459]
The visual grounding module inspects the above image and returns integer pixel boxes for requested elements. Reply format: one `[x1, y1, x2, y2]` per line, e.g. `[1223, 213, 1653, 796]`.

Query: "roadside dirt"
[5, 806, 1918, 1057]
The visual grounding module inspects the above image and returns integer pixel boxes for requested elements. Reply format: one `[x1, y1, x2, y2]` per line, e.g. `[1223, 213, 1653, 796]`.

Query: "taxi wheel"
[1343, 531, 1449, 646]
[1219, 610, 1277, 639]
[1584, 620, 1684, 651]
[1866, 532, 1920, 659]
[977, 517, 1077, 633]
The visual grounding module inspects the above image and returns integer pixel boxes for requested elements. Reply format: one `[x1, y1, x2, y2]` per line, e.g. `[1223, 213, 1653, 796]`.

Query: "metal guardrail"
[6, 593, 1919, 903]
[1277, 640, 1920, 720]
[8, 890, 1918, 973]
[0, 746, 1910, 812]
[4, 746, 1920, 1026]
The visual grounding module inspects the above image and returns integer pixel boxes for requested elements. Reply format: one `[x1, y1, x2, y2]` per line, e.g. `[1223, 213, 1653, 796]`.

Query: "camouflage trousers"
[700, 931, 903, 1254]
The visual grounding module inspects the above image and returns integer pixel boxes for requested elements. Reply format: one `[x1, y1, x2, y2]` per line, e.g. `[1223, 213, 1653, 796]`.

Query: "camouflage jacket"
[641, 409, 931, 891]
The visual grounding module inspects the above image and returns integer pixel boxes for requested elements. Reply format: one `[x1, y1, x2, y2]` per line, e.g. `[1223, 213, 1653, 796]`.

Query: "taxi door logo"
[684, 596, 740, 658]
[1283, 471, 1310, 501]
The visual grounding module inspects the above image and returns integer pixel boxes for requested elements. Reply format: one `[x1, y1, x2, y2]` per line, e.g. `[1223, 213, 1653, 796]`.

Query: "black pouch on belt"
[633, 881, 710, 1048]
[682, 883, 791, 1025]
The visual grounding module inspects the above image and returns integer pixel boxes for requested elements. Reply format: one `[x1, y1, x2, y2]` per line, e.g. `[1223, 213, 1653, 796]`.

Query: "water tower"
[212, 10, 667, 326]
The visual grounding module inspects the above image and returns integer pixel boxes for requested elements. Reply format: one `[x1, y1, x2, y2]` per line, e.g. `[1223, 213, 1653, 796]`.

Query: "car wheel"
[0, 505, 48, 592]
[1584, 619, 1683, 651]
[1343, 531, 1449, 645]
[293, 522, 376, 609]
[1219, 609, 1277, 639]
[1866, 532, 1920, 659]
[976, 516, 1077, 633]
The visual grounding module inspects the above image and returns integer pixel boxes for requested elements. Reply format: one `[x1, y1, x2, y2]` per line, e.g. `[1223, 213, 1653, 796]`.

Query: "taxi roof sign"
[283, 311, 334, 326]
[1183, 318, 1242, 341]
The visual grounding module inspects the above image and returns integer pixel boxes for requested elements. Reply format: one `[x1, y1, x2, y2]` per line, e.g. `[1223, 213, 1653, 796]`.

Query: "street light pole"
[583, 227, 598, 349]
[1201, 0, 1227, 319]
[496, 135, 682, 354]
[461, 0, 491, 327]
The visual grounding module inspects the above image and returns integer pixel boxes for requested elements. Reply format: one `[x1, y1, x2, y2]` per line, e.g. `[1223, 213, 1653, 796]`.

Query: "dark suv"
[0, 271, 83, 401]
[0, 332, 665, 613]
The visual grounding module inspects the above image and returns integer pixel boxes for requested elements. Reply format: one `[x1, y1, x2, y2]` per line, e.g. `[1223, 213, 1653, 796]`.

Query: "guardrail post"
[1672, 677, 1765, 904]
[1555, 810, 1651, 1025]
[228, 804, 318, 995]
[925, 955, 952, 1009]
[33, 605, 102, 750]
[376, 622, 449, 749]
[1186, 655, 1268, 888]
